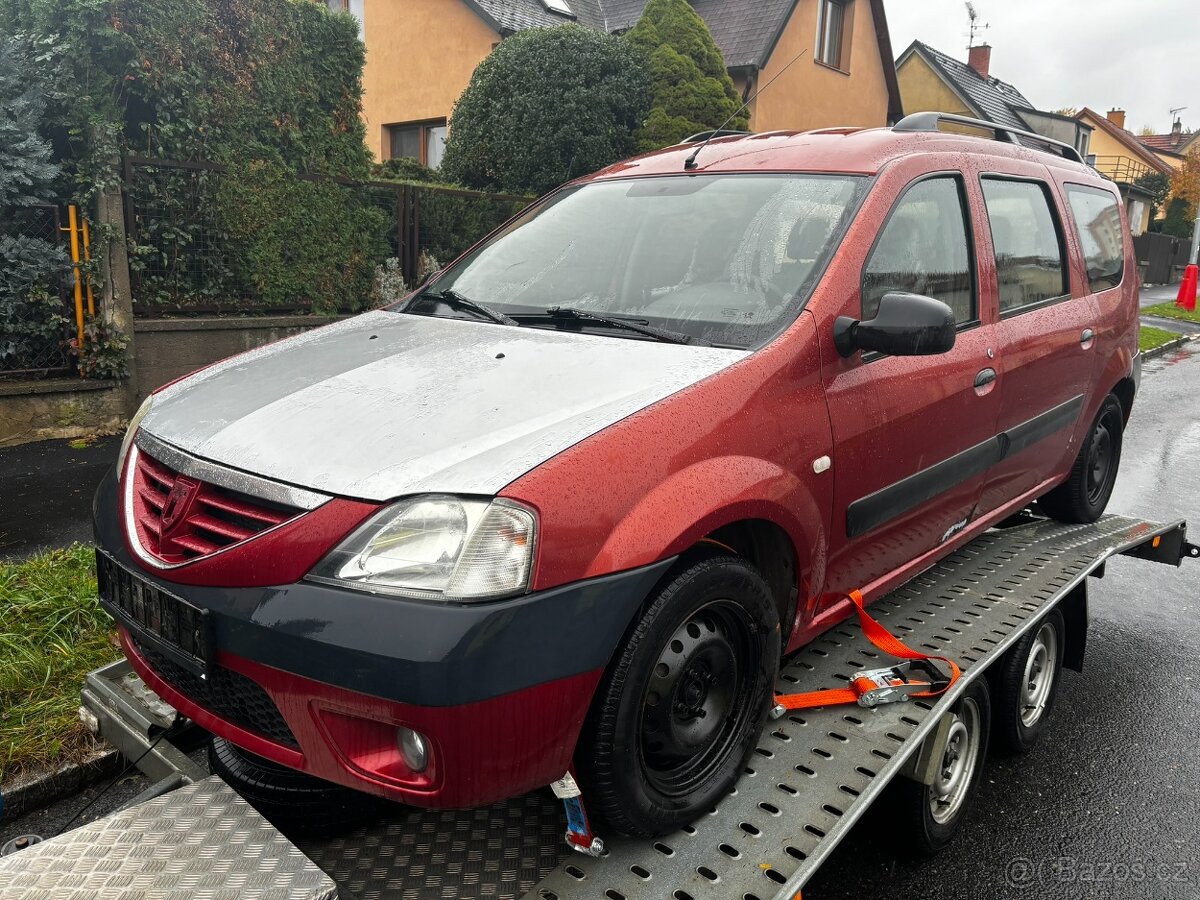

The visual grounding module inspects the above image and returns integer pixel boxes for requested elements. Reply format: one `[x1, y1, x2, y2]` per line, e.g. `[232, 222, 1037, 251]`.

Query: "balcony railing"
[1087, 155, 1156, 186]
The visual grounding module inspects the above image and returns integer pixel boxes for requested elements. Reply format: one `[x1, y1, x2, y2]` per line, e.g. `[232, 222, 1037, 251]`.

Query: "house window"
[326, 0, 365, 40]
[387, 121, 448, 169]
[817, 0, 851, 71]
[541, 0, 576, 16]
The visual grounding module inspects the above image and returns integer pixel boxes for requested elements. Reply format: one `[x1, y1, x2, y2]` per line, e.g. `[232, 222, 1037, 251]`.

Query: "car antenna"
[684, 48, 810, 171]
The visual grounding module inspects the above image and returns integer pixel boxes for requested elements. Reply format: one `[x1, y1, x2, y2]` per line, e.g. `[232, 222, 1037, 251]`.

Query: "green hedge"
[3, 0, 383, 315]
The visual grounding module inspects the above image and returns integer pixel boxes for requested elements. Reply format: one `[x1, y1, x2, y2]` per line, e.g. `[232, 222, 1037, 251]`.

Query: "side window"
[862, 177, 975, 324]
[981, 178, 1069, 314]
[1066, 185, 1125, 292]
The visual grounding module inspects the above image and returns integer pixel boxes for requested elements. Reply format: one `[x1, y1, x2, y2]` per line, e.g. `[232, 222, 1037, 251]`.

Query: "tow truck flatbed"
[2, 513, 1194, 900]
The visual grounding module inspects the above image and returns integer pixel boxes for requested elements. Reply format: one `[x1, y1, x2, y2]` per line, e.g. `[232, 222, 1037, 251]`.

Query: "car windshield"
[400, 174, 866, 349]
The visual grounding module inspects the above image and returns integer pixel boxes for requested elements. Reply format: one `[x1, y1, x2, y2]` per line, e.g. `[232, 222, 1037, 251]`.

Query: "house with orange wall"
[324, 0, 902, 165]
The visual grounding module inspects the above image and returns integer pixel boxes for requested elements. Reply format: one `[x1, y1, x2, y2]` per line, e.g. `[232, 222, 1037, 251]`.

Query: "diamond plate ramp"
[296, 792, 567, 900]
[0, 776, 335, 900]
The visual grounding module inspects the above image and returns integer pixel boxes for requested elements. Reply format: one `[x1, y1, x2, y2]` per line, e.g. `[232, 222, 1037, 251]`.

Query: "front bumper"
[94, 466, 672, 807]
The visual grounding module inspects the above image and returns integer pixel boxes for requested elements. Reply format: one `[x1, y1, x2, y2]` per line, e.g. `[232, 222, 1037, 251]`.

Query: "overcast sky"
[884, 0, 1199, 135]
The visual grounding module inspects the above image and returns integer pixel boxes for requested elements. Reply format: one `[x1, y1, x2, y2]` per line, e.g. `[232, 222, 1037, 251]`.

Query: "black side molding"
[847, 394, 1085, 539]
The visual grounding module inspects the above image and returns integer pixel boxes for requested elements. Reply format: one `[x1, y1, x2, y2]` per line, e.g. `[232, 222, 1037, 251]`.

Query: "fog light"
[397, 727, 428, 773]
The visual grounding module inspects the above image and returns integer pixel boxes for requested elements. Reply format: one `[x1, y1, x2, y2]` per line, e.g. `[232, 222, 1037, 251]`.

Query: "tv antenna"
[1169, 106, 1188, 125]
[965, 2, 988, 48]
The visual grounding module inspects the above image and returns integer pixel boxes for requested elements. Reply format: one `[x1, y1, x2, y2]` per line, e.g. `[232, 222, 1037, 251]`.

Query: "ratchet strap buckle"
[852, 659, 951, 708]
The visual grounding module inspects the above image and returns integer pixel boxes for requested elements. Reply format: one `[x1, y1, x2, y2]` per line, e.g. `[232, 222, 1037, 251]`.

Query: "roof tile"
[477, 0, 794, 70]
[471, 0, 608, 33]
[911, 41, 1033, 134]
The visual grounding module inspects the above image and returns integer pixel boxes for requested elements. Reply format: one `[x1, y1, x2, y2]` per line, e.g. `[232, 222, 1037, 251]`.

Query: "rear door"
[976, 166, 1100, 511]
[813, 156, 1003, 607]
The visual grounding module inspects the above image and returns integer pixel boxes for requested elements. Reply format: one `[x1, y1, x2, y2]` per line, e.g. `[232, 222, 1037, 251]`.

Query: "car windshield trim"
[392, 172, 872, 351]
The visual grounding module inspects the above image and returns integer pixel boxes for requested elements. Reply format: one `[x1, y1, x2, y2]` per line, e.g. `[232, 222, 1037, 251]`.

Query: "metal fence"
[0, 204, 74, 379]
[1134, 231, 1193, 285]
[123, 157, 530, 316]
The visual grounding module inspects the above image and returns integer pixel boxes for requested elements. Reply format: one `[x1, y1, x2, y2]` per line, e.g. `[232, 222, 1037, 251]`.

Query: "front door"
[815, 164, 1003, 613]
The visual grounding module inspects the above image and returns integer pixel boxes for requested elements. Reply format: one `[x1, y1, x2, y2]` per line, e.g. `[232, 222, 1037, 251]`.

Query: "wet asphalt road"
[809, 345, 1200, 900]
[0, 435, 119, 560]
[3, 348, 1200, 898]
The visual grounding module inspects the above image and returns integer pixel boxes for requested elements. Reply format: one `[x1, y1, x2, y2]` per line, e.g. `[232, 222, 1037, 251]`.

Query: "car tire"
[577, 554, 781, 838]
[1039, 394, 1124, 524]
[208, 736, 386, 834]
[992, 609, 1064, 754]
[889, 678, 991, 856]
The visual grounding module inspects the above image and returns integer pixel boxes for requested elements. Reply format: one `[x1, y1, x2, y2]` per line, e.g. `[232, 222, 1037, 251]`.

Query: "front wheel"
[577, 555, 780, 838]
[1039, 394, 1124, 523]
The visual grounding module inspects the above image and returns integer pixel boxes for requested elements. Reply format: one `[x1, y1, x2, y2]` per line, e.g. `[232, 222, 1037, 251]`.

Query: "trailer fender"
[1058, 581, 1088, 673]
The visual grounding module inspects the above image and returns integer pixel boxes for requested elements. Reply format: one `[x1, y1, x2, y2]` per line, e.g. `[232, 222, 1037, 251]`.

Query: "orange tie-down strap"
[774, 590, 962, 712]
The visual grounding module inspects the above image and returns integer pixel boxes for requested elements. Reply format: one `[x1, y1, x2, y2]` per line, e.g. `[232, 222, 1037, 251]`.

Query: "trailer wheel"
[578, 554, 780, 838]
[891, 678, 991, 856]
[1038, 394, 1124, 523]
[993, 609, 1064, 753]
[208, 736, 386, 834]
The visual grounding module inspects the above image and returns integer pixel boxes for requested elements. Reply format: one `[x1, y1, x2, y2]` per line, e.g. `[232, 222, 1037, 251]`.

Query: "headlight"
[117, 394, 154, 475]
[308, 496, 536, 601]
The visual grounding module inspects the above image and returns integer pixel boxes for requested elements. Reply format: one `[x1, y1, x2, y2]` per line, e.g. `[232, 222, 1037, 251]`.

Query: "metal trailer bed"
[1, 513, 1195, 900]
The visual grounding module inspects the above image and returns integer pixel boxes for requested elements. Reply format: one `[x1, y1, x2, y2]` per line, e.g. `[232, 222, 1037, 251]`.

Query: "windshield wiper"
[418, 289, 518, 327]
[514, 307, 705, 346]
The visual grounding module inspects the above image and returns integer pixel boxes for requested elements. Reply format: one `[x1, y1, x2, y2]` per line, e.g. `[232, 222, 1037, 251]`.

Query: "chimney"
[1172, 118, 1183, 146]
[967, 43, 991, 78]
[1107, 108, 1126, 130]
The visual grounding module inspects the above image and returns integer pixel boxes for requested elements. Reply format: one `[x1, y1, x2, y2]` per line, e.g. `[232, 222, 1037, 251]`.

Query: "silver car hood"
[140, 311, 748, 501]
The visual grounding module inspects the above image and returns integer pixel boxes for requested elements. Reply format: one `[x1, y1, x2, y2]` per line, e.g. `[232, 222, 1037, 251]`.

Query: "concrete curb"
[0, 747, 119, 823]
[1142, 332, 1197, 360]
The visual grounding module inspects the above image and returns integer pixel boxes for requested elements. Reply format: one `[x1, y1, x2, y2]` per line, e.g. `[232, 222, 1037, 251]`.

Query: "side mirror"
[833, 291, 956, 358]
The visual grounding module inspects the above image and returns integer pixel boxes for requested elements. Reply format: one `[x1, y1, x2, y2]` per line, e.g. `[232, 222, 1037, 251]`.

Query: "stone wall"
[0, 315, 342, 446]
[132, 315, 342, 399]
[0, 379, 131, 448]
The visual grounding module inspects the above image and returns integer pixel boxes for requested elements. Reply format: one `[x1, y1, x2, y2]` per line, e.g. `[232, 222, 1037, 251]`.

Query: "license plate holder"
[96, 549, 212, 678]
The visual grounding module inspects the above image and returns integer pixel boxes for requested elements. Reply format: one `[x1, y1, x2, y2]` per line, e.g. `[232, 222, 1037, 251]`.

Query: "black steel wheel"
[1039, 394, 1125, 524]
[888, 678, 992, 856]
[992, 608, 1065, 753]
[578, 554, 780, 837]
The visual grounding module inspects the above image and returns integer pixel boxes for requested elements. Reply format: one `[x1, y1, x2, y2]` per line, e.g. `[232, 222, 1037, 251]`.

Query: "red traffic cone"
[1177, 264, 1198, 313]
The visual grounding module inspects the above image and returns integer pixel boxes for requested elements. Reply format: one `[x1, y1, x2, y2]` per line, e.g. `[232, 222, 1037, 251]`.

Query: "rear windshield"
[408, 174, 866, 349]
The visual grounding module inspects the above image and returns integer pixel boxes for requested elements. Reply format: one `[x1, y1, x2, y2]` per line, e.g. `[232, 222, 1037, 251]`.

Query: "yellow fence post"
[64, 204, 85, 370]
[81, 217, 96, 317]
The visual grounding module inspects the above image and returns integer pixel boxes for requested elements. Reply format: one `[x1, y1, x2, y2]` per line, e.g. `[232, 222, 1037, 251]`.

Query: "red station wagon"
[94, 115, 1138, 837]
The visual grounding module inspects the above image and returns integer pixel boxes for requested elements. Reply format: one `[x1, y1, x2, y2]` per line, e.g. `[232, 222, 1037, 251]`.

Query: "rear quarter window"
[1065, 185, 1125, 293]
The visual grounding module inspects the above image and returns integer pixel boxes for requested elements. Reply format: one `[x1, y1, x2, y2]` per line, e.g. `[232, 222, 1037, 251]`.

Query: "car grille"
[130, 449, 301, 564]
[133, 637, 300, 750]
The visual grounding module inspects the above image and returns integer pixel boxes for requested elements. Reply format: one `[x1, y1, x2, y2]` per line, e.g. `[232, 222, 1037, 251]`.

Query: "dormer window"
[541, 0, 575, 17]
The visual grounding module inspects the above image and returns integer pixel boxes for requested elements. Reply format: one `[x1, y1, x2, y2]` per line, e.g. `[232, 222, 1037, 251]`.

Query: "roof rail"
[893, 112, 1085, 164]
[682, 129, 752, 144]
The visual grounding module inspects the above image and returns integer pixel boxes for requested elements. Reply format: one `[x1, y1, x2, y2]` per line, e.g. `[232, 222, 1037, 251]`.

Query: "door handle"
[1081, 328, 1095, 348]
[975, 368, 997, 389]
